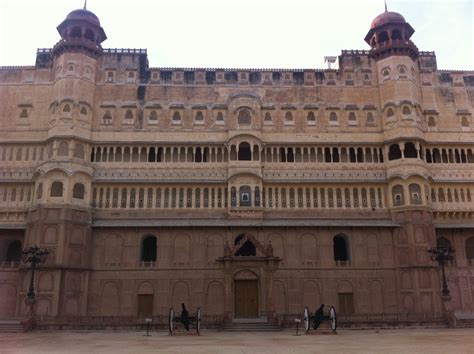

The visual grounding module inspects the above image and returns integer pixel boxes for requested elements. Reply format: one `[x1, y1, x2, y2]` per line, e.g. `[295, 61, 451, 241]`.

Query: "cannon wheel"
[303, 306, 310, 333]
[196, 307, 201, 334]
[169, 308, 175, 334]
[329, 306, 337, 332]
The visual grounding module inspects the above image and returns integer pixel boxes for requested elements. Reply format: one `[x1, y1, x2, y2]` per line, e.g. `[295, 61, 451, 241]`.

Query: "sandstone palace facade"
[0, 7, 473, 328]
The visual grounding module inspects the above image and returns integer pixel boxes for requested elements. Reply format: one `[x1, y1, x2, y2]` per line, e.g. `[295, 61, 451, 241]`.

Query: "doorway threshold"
[232, 317, 268, 323]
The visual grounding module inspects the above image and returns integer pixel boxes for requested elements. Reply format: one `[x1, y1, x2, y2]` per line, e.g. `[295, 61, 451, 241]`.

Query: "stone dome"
[66, 9, 101, 26]
[370, 11, 406, 29]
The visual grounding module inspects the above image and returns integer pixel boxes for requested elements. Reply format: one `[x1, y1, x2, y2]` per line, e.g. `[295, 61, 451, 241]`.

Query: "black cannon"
[302, 304, 337, 333]
[169, 303, 202, 334]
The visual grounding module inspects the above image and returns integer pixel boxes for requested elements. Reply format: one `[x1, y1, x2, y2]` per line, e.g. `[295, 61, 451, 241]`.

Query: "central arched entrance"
[234, 270, 259, 318]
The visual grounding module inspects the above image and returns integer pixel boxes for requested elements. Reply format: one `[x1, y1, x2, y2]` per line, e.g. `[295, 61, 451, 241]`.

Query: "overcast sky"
[0, 0, 472, 69]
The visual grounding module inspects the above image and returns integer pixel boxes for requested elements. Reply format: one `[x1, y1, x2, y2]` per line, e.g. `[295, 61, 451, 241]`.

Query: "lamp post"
[428, 246, 455, 297]
[21, 245, 49, 311]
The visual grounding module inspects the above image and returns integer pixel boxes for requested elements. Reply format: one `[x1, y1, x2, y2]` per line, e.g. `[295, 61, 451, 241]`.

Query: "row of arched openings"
[438, 237, 474, 261]
[139, 234, 349, 262]
[139, 234, 474, 264]
[36, 182, 85, 199]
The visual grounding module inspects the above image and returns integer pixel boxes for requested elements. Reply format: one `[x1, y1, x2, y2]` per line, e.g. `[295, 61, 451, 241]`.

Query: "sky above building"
[0, 0, 472, 69]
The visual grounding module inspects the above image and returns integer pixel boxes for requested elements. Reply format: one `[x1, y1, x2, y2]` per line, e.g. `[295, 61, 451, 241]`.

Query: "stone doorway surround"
[217, 233, 281, 322]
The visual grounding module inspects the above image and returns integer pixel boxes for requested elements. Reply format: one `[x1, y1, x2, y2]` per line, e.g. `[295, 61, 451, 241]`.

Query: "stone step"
[456, 319, 474, 328]
[223, 322, 282, 332]
[0, 320, 25, 333]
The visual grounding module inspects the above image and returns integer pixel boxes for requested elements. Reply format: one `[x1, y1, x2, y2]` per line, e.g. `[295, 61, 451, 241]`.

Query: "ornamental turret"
[52, 6, 107, 58]
[365, 9, 418, 61]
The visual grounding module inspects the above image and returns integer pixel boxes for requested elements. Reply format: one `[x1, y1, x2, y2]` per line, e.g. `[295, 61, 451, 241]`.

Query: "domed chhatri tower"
[365, 9, 418, 61]
[23, 6, 107, 318]
[53, 7, 107, 58]
[366, 8, 438, 318]
[0, 4, 473, 328]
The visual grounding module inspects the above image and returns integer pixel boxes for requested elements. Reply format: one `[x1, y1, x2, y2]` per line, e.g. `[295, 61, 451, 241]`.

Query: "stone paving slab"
[0, 328, 473, 354]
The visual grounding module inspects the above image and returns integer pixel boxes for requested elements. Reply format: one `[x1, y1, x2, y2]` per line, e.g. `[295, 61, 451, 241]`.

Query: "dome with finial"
[364, 5, 418, 61]
[53, 3, 107, 58]
[370, 11, 406, 29]
[65, 8, 101, 27]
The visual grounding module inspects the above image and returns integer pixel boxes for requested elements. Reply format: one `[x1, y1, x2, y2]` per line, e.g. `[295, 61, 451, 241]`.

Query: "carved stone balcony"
[228, 161, 262, 179]
[386, 158, 429, 180]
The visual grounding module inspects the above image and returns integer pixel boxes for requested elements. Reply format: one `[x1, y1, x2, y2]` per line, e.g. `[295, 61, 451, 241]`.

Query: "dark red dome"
[66, 9, 100, 26]
[370, 11, 406, 29]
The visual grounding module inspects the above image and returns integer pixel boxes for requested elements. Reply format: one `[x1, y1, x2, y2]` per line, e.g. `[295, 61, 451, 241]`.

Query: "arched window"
[234, 234, 256, 256]
[239, 185, 251, 206]
[70, 26, 82, 38]
[149, 110, 158, 122]
[378, 31, 389, 43]
[216, 112, 224, 122]
[329, 112, 338, 123]
[84, 29, 95, 41]
[50, 181, 63, 197]
[264, 112, 272, 123]
[333, 234, 349, 261]
[194, 148, 203, 162]
[63, 104, 71, 113]
[392, 29, 402, 40]
[348, 112, 357, 125]
[125, 109, 134, 120]
[5, 240, 22, 262]
[172, 111, 181, 122]
[141, 235, 157, 262]
[80, 107, 87, 115]
[461, 116, 469, 127]
[102, 110, 112, 124]
[386, 108, 395, 117]
[465, 237, 474, 260]
[307, 111, 316, 125]
[409, 183, 421, 204]
[20, 109, 28, 118]
[404, 142, 417, 158]
[366, 112, 375, 126]
[195, 111, 204, 122]
[389, 144, 402, 160]
[285, 111, 293, 123]
[428, 116, 436, 127]
[238, 142, 251, 161]
[392, 184, 404, 206]
[72, 183, 85, 199]
[402, 106, 411, 115]
[238, 109, 251, 125]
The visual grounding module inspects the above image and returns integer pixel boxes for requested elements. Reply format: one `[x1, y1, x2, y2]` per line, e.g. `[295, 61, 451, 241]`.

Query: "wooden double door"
[234, 280, 259, 317]
[137, 294, 154, 317]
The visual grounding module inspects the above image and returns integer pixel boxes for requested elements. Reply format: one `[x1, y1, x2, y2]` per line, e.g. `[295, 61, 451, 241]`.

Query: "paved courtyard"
[0, 328, 473, 354]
